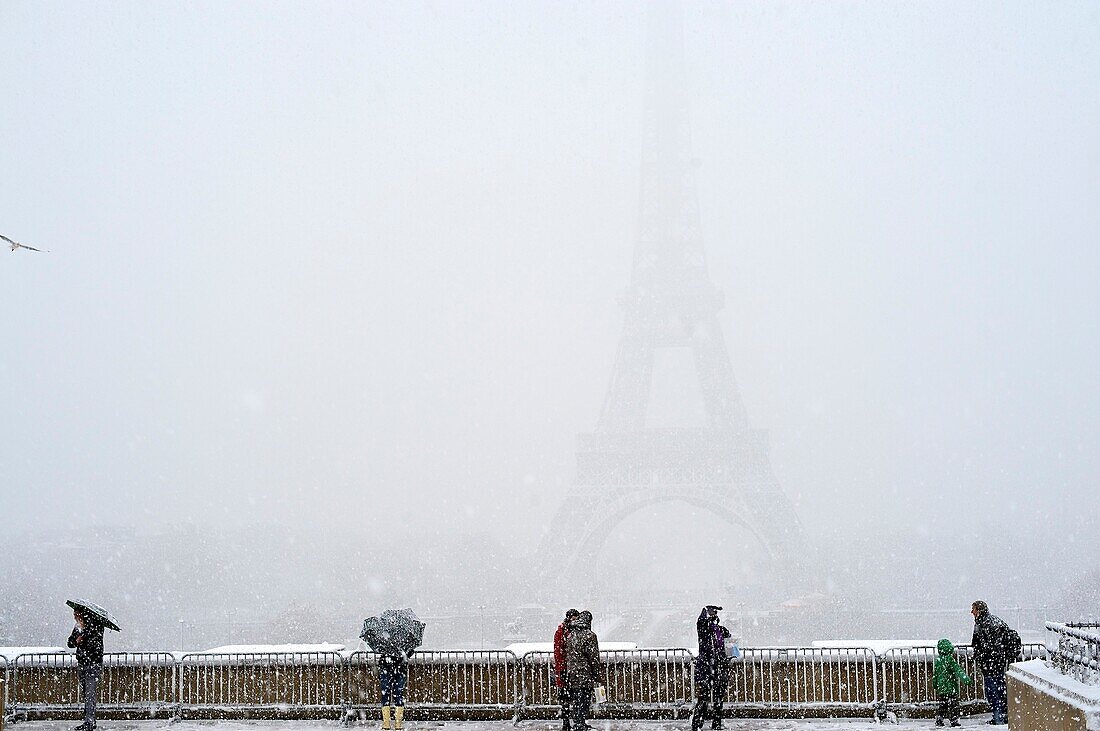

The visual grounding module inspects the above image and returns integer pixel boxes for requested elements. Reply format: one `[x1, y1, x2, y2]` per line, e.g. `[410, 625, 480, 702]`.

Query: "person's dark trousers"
[568, 687, 593, 730]
[379, 667, 408, 706]
[936, 695, 961, 725]
[558, 686, 572, 730]
[78, 664, 101, 729]
[983, 673, 1008, 724]
[710, 678, 728, 729]
[691, 681, 712, 731]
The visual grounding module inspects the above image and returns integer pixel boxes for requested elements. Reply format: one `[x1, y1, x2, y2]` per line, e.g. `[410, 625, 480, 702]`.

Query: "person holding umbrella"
[360, 609, 425, 731]
[65, 600, 119, 731]
[378, 651, 408, 730]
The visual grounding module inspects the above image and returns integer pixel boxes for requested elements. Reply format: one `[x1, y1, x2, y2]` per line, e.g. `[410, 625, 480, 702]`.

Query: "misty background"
[2, 1, 1097, 651]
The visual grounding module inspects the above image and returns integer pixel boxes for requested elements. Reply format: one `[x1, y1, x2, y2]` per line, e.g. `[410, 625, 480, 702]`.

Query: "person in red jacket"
[554, 609, 581, 730]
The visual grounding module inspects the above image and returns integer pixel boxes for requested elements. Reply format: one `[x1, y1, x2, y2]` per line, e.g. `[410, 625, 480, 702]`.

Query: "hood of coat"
[937, 639, 955, 656]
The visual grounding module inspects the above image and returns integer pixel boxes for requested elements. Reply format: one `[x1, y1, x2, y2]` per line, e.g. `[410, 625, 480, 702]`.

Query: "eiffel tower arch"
[540, 2, 805, 588]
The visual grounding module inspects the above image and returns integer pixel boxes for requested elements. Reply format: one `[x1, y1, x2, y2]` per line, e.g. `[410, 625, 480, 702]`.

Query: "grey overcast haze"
[1, 1, 1098, 649]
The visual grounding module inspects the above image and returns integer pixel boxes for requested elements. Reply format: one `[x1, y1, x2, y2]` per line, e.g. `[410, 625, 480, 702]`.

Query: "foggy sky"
[2, 0, 1098, 572]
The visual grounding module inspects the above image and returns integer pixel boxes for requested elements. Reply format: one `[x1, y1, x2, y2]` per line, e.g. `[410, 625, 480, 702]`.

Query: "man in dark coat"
[692, 605, 731, 731]
[970, 600, 1016, 725]
[554, 609, 581, 731]
[67, 609, 105, 731]
[565, 611, 601, 731]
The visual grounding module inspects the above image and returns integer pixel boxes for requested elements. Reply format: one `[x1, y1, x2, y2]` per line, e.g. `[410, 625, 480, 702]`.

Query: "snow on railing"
[1046, 622, 1100, 686]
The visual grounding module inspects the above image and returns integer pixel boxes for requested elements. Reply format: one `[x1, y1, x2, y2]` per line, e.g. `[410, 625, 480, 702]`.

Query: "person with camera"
[691, 605, 732, 731]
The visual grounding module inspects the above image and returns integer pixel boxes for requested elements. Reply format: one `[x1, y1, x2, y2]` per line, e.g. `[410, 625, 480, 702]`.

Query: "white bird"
[1, 233, 45, 252]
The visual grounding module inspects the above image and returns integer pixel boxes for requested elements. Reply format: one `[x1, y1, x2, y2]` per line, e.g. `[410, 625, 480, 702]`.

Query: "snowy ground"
[14, 718, 997, 731]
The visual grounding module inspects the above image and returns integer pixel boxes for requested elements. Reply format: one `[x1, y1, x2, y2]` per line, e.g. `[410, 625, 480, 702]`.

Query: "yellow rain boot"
[394, 706, 404, 730]
[381, 706, 392, 730]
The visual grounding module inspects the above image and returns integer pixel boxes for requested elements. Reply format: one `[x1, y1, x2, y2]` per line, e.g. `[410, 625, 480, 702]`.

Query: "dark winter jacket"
[971, 612, 1014, 675]
[378, 652, 409, 680]
[67, 623, 105, 667]
[694, 609, 730, 686]
[932, 639, 972, 697]
[564, 613, 601, 690]
[553, 621, 571, 688]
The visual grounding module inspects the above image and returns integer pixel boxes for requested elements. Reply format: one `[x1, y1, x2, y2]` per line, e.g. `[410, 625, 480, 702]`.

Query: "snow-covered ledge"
[1008, 659, 1100, 731]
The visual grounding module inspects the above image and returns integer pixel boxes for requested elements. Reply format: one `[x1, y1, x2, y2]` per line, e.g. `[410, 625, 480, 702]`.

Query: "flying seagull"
[1, 233, 44, 252]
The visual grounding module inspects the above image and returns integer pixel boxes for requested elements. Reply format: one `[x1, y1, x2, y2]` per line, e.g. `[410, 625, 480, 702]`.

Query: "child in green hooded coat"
[933, 638, 973, 726]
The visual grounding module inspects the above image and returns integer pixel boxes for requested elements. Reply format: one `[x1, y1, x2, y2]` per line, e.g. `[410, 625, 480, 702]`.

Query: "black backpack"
[1004, 627, 1023, 662]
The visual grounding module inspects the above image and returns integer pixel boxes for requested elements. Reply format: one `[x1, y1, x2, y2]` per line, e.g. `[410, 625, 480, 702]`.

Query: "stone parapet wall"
[1008, 660, 1100, 731]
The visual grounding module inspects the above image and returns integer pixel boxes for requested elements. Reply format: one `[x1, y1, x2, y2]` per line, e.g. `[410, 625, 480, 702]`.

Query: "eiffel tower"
[541, 2, 805, 587]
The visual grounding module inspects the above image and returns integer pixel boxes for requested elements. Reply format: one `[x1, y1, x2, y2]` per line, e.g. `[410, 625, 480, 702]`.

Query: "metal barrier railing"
[0, 641, 1053, 721]
[1045, 622, 1100, 686]
[518, 649, 694, 715]
[98, 653, 177, 711]
[10, 653, 79, 710]
[879, 643, 1048, 709]
[517, 651, 557, 710]
[344, 651, 381, 711]
[409, 651, 519, 713]
[346, 651, 520, 717]
[8, 652, 176, 716]
[179, 652, 343, 713]
[519, 647, 877, 717]
[734, 648, 878, 710]
[1020, 643, 1047, 660]
[601, 649, 694, 710]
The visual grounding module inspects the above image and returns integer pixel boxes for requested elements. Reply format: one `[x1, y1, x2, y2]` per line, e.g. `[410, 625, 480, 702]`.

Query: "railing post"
[505, 651, 522, 726]
[514, 652, 530, 727]
[174, 653, 186, 722]
[870, 650, 879, 709]
[340, 653, 351, 727]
